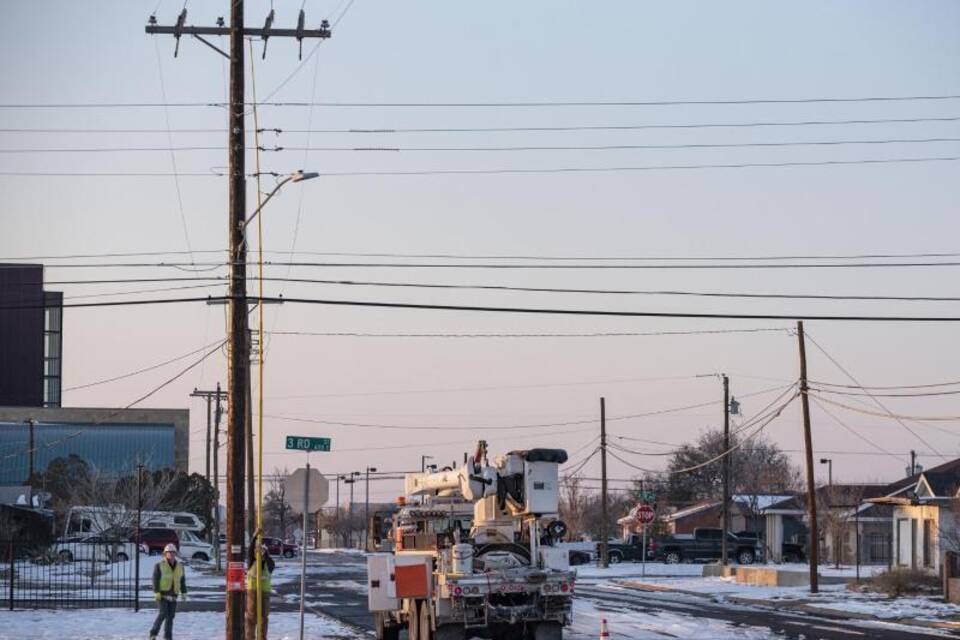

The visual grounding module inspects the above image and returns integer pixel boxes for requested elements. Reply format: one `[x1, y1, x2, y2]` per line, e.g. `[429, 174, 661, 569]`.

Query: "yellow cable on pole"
[249, 38, 266, 640]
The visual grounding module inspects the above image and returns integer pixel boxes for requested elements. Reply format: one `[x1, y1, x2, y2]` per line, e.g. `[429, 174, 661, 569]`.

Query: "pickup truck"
[649, 528, 760, 565]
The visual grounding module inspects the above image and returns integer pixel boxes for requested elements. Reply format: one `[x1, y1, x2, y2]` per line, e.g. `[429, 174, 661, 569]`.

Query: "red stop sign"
[637, 504, 655, 524]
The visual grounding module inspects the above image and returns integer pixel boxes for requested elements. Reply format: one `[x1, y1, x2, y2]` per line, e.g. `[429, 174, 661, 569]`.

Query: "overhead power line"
[1, 156, 958, 178]
[4, 114, 959, 135]
[6, 136, 960, 154]
[3, 94, 959, 108]
[10, 294, 960, 321]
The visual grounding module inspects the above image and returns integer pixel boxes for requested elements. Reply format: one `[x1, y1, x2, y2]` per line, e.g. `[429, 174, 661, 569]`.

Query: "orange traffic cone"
[600, 618, 610, 639]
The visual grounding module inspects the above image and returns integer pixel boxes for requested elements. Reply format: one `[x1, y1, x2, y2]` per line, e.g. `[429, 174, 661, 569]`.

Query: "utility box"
[524, 461, 560, 515]
[367, 554, 399, 611]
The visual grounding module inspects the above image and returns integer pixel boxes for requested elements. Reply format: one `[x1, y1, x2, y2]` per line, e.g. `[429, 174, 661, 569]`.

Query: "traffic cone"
[600, 618, 610, 639]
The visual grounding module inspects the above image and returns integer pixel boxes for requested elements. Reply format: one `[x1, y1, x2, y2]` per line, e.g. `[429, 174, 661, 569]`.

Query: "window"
[173, 515, 196, 525]
[924, 519, 935, 568]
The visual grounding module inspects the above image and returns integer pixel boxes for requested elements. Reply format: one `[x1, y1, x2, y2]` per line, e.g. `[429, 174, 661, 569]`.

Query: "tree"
[263, 468, 294, 539]
[818, 485, 866, 567]
[316, 506, 366, 548]
[658, 429, 801, 506]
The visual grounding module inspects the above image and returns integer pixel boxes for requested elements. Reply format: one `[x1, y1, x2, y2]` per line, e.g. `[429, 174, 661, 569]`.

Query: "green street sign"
[285, 436, 331, 452]
[637, 490, 656, 502]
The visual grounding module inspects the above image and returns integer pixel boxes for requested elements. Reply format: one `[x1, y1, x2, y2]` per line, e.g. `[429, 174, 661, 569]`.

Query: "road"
[279, 551, 956, 640]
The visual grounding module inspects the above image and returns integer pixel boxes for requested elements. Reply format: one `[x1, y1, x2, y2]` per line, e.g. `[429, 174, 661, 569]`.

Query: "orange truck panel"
[395, 563, 430, 598]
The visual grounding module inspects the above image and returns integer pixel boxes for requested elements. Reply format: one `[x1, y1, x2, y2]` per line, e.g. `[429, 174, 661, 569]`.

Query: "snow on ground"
[567, 597, 779, 639]
[575, 562, 703, 583]
[0, 609, 356, 640]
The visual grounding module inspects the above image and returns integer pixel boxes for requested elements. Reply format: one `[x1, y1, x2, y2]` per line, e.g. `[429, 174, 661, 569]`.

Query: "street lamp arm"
[241, 170, 319, 231]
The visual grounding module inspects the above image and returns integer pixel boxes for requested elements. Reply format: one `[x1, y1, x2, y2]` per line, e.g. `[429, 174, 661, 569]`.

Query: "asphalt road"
[288, 551, 956, 640]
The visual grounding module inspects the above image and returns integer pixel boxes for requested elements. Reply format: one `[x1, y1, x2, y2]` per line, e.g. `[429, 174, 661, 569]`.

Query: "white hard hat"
[163, 543, 178, 554]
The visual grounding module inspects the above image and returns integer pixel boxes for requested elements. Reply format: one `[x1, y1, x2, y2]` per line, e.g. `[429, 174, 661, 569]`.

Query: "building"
[0, 264, 62, 407]
[867, 457, 960, 574]
[0, 406, 189, 485]
[762, 485, 892, 565]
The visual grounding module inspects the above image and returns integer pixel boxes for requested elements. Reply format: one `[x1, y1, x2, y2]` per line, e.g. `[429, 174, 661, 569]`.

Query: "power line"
[7, 135, 960, 153]
[8, 247, 960, 263]
[4, 94, 960, 108]
[267, 328, 788, 339]
[4, 114, 959, 135]
[13, 294, 960, 322]
[1, 155, 958, 177]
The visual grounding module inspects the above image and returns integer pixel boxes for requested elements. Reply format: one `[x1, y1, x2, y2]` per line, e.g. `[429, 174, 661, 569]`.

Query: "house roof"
[881, 457, 960, 497]
[920, 472, 960, 498]
[664, 501, 720, 522]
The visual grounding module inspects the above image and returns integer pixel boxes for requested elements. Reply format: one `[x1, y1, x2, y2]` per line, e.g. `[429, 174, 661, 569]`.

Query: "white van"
[65, 506, 205, 536]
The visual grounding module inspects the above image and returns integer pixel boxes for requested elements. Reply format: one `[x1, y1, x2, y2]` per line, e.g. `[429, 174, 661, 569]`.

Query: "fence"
[4, 539, 140, 610]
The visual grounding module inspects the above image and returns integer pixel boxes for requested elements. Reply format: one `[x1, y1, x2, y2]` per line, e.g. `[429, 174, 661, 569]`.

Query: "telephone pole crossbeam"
[146, 26, 332, 39]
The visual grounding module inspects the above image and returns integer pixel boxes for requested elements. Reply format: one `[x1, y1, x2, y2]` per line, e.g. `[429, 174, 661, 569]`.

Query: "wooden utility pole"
[213, 383, 224, 571]
[146, 8, 331, 638]
[600, 397, 609, 569]
[797, 321, 819, 593]
[192, 388, 227, 486]
[721, 374, 730, 568]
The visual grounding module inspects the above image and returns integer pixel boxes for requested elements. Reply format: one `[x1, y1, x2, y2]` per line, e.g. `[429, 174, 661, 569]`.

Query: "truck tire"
[608, 550, 623, 564]
[664, 550, 681, 564]
[434, 624, 464, 640]
[534, 622, 563, 640]
[737, 549, 755, 565]
[419, 600, 432, 640]
[375, 612, 400, 640]
[408, 602, 421, 640]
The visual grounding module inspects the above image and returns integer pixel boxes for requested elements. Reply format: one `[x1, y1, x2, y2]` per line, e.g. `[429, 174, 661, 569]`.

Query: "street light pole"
[721, 374, 730, 568]
[820, 458, 836, 567]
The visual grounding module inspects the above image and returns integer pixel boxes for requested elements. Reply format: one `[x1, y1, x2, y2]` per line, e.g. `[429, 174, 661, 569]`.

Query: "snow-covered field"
[0, 609, 356, 640]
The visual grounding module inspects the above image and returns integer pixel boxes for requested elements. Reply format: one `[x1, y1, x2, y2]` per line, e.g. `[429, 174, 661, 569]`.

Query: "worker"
[150, 543, 188, 640]
[245, 539, 275, 640]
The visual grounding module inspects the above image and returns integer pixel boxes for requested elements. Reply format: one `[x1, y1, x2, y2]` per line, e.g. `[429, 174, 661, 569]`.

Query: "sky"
[2, 1, 960, 505]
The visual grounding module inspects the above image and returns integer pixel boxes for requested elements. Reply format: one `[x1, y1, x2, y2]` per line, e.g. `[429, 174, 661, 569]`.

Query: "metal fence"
[4, 539, 140, 610]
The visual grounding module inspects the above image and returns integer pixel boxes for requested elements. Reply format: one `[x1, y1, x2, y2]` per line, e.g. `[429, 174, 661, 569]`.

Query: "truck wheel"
[608, 551, 623, 564]
[419, 601, 432, 640]
[737, 550, 755, 565]
[434, 624, 464, 640]
[664, 550, 681, 564]
[375, 612, 400, 640]
[534, 622, 563, 640]
[408, 602, 421, 640]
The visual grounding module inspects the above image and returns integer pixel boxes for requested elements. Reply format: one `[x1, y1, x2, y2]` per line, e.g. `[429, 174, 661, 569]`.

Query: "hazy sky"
[2, 1, 960, 504]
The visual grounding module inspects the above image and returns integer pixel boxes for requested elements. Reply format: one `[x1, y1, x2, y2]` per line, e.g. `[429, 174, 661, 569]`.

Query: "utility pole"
[364, 467, 377, 551]
[191, 389, 221, 486]
[910, 450, 917, 476]
[213, 382, 224, 570]
[600, 397, 609, 569]
[797, 321, 819, 593]
[721, 374, 730, 568]
[146, 8, 331, 639]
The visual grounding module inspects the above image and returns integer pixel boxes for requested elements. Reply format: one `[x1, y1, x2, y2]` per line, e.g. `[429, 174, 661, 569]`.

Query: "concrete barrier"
[702, 564, 737, 578]
[703, 564, 853, 586]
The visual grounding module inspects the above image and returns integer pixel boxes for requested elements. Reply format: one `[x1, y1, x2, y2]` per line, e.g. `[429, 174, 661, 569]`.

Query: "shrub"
[860, 568, 940, 597]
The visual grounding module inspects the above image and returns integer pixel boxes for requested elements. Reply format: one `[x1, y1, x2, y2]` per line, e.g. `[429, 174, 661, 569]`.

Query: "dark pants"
[151, 596, 177, 639]
[244, 589, 271, 640]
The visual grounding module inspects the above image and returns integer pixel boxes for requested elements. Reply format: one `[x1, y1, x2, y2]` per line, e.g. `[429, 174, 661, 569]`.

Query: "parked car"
[262, 537, 298, 559]
[53, 535, 137, 563]
[138, 528, 180, 555]
[649, 528, 760, 565]
[605, 534, 653, 564]
[176, 528, 215, 562]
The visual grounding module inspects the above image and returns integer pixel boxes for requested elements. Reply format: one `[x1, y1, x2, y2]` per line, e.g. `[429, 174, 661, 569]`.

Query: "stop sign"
[636, 504, 655, 524]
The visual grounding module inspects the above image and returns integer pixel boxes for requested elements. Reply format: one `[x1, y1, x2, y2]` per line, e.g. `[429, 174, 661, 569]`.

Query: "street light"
[819, 458, 833, 489]
[343, 473, 359, 548]
[242, 170, 319, 230]
[364, 467, 378, 551]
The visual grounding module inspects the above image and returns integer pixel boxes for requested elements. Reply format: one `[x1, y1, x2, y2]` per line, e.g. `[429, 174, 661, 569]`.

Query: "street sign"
[637, 504, 655, 524]
[285, 435, 331, 452]
[285, 467, 329, 514]
[636, 490, 656, 502]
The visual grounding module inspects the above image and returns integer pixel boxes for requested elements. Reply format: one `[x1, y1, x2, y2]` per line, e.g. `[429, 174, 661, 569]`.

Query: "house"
[619, 495, 792, 539]
[760, 484, 892, 565]
[867, 457, 960, 574]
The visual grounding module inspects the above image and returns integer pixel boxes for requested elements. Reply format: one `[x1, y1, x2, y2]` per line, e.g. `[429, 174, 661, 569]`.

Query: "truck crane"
[367, 441, 574, 640]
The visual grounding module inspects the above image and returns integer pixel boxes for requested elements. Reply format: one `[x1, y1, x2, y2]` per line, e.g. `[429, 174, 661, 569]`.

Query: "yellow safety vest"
[158, 561, 184, 594]
[246, 563, 272, 592]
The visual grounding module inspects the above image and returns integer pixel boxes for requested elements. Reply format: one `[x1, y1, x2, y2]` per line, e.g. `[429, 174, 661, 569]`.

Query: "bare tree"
[263, 468, 294, 539]
[559, 475, 592, 540]
[63, 462, 179, 534]
[316, 506, 367, 548]
[818, 485, 866, 567]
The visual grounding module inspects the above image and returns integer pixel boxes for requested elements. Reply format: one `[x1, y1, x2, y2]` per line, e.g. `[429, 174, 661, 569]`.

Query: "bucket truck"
[367, 441, 574, 640]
